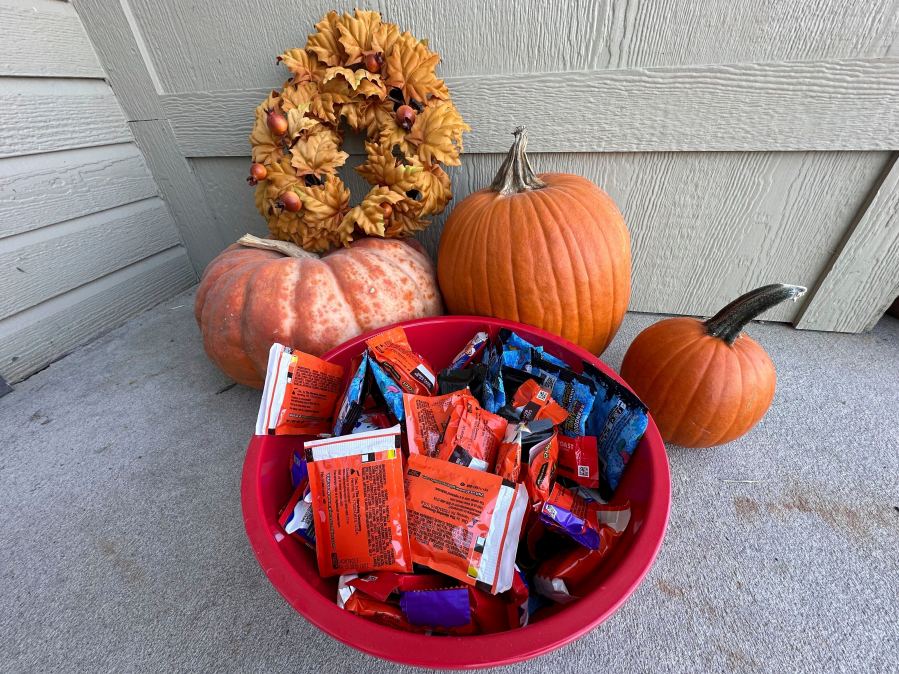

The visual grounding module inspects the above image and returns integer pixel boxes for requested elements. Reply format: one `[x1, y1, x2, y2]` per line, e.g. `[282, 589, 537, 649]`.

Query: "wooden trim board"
[795, 153, 899, 332]
[73, 0, 224, 274]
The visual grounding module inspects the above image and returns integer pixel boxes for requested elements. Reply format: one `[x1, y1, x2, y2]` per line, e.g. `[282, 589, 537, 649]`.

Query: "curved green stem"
[704, 284, 807, 344]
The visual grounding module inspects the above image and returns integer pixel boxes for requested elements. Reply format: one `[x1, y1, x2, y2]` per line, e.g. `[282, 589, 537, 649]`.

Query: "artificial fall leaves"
[249, 9, 469, 252]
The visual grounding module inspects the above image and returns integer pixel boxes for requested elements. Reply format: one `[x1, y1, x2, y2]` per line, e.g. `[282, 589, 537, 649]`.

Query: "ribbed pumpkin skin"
[437, 173, 631, 355]
[620, 317, 776, 447]
[195, 238, 442, 388]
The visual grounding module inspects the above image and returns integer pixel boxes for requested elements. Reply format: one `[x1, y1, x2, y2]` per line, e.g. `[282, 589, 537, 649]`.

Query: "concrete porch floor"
[1, 288, 897, 673]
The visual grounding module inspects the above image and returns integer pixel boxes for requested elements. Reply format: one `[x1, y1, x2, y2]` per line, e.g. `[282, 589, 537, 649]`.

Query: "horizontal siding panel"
[163, 58, 899, 156]
[0, 78, 132, 158]
[0, 0, 104, 78]
[191, 150, 890, 322]
[123, 0, 899, 92]
[0, 198, 181, 320]
[0, 247, 196, 383]
[0, 144, 158, 238]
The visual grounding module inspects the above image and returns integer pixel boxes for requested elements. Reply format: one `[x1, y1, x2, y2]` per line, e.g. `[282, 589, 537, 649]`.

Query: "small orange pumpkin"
[437, 127, 631, 355]
[620, 284, 806, 447]
[195, 235, 442, 388]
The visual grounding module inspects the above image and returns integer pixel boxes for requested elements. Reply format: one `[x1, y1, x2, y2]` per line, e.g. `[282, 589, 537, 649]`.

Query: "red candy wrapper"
[557, 435, 600, 489]
[436, 394, 508, 472]
[338, 575, 420, 631]
[534, 516, 629, 603]
[366, 326, 436, 396]
[347, 571, 453, 602]
[469, 567, 530, 633]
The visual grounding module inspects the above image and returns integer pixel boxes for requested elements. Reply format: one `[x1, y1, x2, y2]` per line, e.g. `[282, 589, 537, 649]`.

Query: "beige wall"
[74, 0, 898, 334]
[0, 0, 195, 384]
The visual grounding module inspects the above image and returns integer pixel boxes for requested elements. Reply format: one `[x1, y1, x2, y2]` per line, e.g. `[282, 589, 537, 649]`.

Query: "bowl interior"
[242, 316, 670, 668]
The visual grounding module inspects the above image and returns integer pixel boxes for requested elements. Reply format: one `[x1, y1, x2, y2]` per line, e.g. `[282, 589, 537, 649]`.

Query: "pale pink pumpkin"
[195, 235, 443, 387]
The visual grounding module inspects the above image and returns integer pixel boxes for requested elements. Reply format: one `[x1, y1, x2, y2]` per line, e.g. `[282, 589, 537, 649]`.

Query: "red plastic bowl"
[241, 316, 670, 668]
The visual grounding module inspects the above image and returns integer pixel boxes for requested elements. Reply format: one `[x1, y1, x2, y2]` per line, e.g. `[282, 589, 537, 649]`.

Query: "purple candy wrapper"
[540, 501, 600, 549]
[399, 587, 471, 628]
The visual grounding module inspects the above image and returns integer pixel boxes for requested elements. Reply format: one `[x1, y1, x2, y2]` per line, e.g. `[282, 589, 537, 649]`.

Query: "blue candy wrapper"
[498, 329, 568, 369]
[369, 356, 405, 422]
[481, 343, 506, 414]
[399, 587, 471, 628]
[290, 450, 308, 488]
[505, 362, 595, 438]
[582, 364, 649, 497]
[279, 481, 316, 547]
[501, 348, 533, 370]
[332, 354, 369, 436]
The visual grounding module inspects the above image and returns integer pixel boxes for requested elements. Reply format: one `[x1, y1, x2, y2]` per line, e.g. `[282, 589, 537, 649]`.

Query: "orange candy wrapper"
[305, 425, 412, 577]
[512, 378, 569, 426]
[366, 326, 437, 396]
[494, 423, 524, 482]
[524, 432, 559, 504]
[255, 343, 344, 435]
[435, 395, 508, 472]
[404, 454, 528, 594]
[403, 390, 473, 457]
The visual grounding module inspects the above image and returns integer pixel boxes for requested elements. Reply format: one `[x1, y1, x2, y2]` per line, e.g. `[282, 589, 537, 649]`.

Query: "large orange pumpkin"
[620, 284, 806, 447]
[195, 235, 442, 388]
[437, 127, 630, 354]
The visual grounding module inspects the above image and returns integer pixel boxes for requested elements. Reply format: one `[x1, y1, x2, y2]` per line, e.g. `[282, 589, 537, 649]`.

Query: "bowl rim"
[241, 315, 671, 669]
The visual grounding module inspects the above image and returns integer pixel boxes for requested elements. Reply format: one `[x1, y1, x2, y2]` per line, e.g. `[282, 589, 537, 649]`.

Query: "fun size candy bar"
[306, 425, 411, 577]
[255, 343, 344, 435]
[511, 378, 569, 427]
[369, 356, 406, 422]
[582, 363, 649, 497]
[332, 353, 368, 436]
[448, 331, 489, 370]
[278, 481, 315, 548]
[435, 394, 508, 472]
[539, 483, 631, 550]
[366, 326, 436, 396]
[403, 390, 471, 457]
[404, 454, 528, 594]
[399, 587, 472, 628]
[524, 432, 559, 505]
[556, 435, 600, 489]
[498, 329, 568, 369]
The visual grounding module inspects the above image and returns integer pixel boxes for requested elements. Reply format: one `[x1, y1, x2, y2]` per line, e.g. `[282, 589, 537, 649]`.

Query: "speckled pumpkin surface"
[195, 237, 442, 387]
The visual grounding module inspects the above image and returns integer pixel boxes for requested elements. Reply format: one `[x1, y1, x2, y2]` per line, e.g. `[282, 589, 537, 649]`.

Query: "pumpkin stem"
[489, 127, 547, 196]
[237, 233, 319, 259]
[704, 284, 807, 344]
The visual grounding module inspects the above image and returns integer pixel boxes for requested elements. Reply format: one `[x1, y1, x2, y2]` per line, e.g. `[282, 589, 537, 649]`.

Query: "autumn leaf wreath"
[248, 10, 470, 253]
